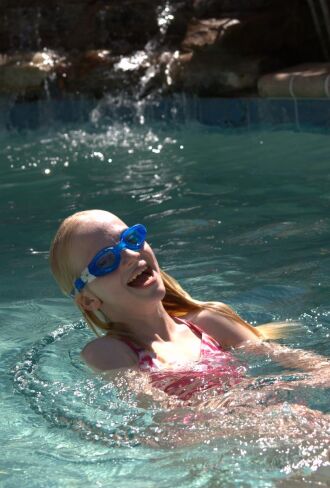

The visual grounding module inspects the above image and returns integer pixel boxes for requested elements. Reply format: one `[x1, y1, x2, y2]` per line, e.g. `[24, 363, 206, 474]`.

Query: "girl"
[49, 209, 330, 402]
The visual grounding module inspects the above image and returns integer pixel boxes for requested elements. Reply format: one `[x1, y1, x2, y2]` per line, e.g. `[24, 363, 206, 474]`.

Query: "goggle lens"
[95, 252, 117, 271]
[123, 226, 145, 247]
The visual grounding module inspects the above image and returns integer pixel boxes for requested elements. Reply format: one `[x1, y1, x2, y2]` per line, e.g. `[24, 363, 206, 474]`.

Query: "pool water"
[1, 103, 330, 487]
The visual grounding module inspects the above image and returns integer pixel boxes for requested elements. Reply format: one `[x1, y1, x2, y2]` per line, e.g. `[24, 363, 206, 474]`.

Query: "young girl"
[49, 209, 330, 402]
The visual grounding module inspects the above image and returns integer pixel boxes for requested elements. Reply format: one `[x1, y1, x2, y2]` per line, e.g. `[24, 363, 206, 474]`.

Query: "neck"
[102, 302, 179, 345]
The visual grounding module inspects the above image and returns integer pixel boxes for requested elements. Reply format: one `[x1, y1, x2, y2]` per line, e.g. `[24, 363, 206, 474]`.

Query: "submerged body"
[120, 317, 245, 401]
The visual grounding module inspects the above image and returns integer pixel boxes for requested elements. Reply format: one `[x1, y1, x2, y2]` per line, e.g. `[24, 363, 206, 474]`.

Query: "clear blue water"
[1, 101, 330, 487]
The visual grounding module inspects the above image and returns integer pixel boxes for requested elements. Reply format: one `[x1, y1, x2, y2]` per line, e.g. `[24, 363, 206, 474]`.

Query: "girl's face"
[70, 211, 166, 320]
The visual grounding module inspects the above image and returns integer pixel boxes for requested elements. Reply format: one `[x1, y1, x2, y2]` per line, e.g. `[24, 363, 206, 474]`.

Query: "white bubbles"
[157, 2, 175, 35]
[114, 51, 149, 72]
[44, 168, 51, 175]
[150, 144, 163, 154]
[91, 151, 105, 161]
[164, 137, 177, 145]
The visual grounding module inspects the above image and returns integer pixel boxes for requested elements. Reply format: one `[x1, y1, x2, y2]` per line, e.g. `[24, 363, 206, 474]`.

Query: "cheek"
[90, 273, 123, 302]
[144, 243, 160, 269]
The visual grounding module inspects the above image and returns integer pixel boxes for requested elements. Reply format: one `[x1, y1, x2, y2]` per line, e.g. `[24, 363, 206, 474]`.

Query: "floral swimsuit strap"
[174, 317, 222, 353]
[122, 338, 158, 369]
[122, 317, 222, 369]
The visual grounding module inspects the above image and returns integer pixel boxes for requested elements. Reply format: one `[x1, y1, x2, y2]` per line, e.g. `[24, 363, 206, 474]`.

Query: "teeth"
[127, 266, 148, 284]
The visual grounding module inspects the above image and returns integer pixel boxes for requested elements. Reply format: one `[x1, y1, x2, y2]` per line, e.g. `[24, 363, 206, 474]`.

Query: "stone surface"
[163, 16, 277, 96]
[0, 50, 61, 95]
[0, 0, 159, 53]
[59, 50, 117, 96]
[258, 63, 330, 98]
[166, 50, 263, 96]
[181, 18, 238, 51]
[0, 0, 327, 99]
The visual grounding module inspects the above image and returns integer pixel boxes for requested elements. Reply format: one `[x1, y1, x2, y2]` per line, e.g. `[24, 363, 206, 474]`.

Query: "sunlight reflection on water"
[1, 119, 330, 486]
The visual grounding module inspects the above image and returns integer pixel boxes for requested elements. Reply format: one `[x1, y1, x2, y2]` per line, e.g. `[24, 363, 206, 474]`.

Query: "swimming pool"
[1, 98, 330, 487]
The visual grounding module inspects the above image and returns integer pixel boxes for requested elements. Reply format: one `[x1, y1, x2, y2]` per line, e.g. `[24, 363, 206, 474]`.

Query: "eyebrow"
[97, 226, 127, 249]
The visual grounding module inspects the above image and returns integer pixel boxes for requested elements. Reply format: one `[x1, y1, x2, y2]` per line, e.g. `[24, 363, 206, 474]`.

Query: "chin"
[133, 281, 166, 303]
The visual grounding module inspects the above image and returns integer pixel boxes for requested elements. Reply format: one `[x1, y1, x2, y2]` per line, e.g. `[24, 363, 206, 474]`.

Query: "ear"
[75, 290, 102, 312]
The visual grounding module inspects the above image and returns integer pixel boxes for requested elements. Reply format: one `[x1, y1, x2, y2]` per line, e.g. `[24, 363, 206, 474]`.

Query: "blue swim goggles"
[73, 224, 147, 294]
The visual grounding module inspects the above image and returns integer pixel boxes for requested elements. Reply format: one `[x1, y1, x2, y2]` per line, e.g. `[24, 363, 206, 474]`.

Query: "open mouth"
[127, 266, 156, 288]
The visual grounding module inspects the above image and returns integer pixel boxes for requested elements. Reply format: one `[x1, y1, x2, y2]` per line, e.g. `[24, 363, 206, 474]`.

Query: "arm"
[187, 308, 261, 348]
[80, 336, 138, 372]
[238, 340, 330, 372]
[81, 339, 180, 409]
[190, 309, 330, 374]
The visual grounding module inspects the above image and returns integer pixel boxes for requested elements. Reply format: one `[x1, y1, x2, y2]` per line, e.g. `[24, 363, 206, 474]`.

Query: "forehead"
[70, 213, 127, 270]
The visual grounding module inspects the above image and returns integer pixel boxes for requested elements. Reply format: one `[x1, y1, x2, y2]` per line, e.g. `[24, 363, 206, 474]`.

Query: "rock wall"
[0, 0, 327, 99]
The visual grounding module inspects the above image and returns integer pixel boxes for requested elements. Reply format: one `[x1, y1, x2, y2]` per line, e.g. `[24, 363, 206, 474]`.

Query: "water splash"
[114, 51, 149, 72]
[12, 321, 157, 447]
[11, 315, 330, 473]
[157, 2, 175, 36]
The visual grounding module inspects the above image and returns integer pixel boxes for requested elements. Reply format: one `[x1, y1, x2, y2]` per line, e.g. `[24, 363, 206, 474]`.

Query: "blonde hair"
[49, 211, 290, 347]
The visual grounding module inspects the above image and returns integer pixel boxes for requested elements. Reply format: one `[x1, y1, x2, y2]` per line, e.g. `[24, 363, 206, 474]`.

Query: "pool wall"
[1, 96, 330, 132]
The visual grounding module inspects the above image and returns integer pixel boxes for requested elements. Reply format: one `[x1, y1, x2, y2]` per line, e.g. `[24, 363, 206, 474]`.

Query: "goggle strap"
[81, 267, 96, 282]
[75, 268, 96, 292]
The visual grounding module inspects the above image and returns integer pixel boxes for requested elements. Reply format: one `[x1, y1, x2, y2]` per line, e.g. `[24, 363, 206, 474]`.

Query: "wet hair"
[160, 271, 289, 341]
[50, 210, 289, 347]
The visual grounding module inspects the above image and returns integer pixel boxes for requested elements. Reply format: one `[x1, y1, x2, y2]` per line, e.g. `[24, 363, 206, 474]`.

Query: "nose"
[120, 247, 141, 267]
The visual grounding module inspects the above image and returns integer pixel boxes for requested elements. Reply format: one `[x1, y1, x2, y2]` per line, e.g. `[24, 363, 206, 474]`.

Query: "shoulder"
[80, 335, 139, 372]
[184, 307, 260, 348]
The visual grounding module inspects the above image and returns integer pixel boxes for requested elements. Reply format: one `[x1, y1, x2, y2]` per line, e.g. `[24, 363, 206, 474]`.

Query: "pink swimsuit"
[123, 318, 245, 401]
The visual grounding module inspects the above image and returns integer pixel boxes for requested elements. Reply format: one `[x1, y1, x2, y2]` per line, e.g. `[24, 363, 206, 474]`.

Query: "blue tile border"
[0, 95, 330, 132]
